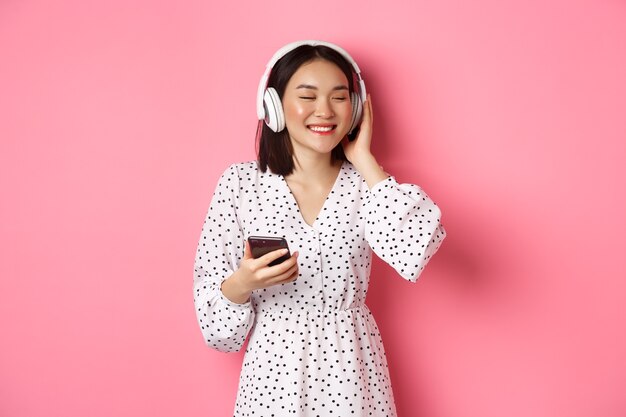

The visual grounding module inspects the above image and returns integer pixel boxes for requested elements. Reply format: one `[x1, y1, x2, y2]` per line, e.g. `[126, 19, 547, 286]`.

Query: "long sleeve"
[193, 164, 254, 352]
[364, 176, 446, 282]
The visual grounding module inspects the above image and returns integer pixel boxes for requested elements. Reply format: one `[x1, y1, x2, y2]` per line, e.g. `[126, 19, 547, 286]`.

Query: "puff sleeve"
[193, 164, 254, 352]
[364, 176, 446, 282]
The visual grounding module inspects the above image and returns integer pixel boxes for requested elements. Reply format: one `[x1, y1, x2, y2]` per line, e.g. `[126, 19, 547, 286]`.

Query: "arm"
[364, 177, 446, 282]
[342, 94, 389, 189]
[192, 165, 254, 353]
[344, 94, 446, 281]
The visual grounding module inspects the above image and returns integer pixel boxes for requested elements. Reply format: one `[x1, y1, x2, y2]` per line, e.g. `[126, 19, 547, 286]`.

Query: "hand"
[221, 240, 299, 304]
[342, 94, 389, 188]
[342, 93, 374, 166]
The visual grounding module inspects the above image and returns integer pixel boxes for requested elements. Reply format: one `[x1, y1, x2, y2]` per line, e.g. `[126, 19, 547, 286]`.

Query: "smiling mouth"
[307, 124, 336, 134]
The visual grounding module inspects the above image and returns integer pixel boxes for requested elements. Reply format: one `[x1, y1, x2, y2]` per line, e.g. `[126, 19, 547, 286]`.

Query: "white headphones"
[256, 40, 367, 134]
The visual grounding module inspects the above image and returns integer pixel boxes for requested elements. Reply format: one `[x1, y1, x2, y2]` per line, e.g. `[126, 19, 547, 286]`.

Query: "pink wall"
[1, 1, 625, 416]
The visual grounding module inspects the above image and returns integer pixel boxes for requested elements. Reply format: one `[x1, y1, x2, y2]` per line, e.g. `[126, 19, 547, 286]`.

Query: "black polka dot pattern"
[193, 161, 446, 416]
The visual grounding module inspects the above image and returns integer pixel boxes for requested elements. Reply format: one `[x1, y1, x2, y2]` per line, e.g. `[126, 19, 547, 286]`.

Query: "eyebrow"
[295, 84, 349, 91]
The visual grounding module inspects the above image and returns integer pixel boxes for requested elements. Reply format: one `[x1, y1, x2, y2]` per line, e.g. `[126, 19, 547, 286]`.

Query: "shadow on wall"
[366, 194, 528, 415]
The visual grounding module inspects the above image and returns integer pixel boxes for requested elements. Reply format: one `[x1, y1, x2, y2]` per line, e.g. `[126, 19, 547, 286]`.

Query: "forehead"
[286, 59, 349, 87]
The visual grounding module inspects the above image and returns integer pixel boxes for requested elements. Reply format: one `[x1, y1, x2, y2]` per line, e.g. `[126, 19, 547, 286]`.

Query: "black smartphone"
[247, 236, 291, 266]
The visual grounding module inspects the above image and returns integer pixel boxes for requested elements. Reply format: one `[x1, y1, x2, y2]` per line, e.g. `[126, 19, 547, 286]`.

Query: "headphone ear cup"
[263, 87, 285, 132]
[349, 92, 363, 134]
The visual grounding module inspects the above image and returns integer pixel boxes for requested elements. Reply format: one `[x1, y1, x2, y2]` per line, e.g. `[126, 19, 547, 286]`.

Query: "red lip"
[307, 124, 337, 135]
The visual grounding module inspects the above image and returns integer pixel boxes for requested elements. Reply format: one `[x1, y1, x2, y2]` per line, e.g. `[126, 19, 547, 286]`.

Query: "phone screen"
[247, 236, 291, 266]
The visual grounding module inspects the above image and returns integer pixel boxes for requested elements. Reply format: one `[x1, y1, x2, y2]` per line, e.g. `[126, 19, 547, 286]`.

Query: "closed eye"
[299, 96, 315, 100]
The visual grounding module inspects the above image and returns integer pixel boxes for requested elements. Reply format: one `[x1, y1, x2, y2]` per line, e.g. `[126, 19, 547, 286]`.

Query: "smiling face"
[281, 59, 353, 159]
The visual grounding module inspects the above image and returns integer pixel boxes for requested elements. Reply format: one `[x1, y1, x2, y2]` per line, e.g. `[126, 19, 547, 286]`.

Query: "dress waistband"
[256, 303, 367, 316]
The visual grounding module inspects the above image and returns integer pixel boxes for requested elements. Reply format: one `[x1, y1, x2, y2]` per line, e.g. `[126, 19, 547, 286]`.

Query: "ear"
[348, 91, 363, 134]
[263, 87, 285, 132]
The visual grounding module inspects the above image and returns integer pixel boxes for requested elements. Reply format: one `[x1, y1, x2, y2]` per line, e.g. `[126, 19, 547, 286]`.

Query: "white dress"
[193, 160, 446, 416]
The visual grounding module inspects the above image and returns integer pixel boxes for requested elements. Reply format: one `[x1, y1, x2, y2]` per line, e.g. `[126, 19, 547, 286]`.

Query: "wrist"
[350, 152, 377, 172]
[221, 272, 252, 304]
[353, 155, 389, 189]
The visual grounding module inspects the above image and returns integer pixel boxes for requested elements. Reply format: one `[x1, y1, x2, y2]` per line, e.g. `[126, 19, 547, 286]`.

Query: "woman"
[193, 40, 446, 416]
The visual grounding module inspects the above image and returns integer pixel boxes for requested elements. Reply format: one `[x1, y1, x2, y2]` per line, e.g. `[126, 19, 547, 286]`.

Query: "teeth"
[309, 125, 334, 132]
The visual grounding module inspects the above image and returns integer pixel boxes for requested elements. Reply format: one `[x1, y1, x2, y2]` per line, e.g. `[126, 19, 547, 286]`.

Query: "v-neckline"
[281, 161, 344, 229]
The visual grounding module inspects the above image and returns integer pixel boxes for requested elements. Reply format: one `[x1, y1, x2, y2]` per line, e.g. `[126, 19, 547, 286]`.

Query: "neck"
[288, 151, 342, 182]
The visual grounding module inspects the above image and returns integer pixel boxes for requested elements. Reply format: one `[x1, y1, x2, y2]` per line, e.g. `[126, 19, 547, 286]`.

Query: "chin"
[312, 138, 344, 152]
[289, 131, 345, 155]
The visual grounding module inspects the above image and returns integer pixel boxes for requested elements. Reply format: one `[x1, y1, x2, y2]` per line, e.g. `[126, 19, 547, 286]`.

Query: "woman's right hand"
[220, 240, 299, 304]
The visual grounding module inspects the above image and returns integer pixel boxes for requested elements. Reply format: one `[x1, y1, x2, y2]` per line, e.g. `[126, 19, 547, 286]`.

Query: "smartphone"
[247, 236, 291, 266]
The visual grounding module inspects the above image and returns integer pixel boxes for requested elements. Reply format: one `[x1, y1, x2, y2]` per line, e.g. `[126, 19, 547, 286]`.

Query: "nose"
[314, 98, 334, 118]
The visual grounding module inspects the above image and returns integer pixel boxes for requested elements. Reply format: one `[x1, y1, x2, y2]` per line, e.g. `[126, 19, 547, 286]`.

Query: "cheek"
[339, 102, 353, 118]
[284, 102, 308, 121]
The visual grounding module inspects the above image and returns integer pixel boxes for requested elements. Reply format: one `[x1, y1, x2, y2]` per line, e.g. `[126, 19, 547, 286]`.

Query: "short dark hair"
[256, 45, 356, 176]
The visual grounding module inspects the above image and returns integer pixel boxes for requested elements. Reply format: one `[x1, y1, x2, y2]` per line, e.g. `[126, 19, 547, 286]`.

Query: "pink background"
[1, 1, 625, 416]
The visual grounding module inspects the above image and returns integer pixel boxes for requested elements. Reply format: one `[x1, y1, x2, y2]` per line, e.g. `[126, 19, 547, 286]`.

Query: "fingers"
[256, 247, 291, 268]
[243, 240, 253, 260]
[360, 94, 372, 126]
[240, 246, 300, 290]
[265, 251, 298, 272]
[268, 262, 299, 285]
[259, 251, 299, 282]
[350, 94, 373, 148]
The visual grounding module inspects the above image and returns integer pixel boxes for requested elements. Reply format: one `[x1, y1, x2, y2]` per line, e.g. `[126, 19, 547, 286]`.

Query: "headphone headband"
[256, 40, 367, 121]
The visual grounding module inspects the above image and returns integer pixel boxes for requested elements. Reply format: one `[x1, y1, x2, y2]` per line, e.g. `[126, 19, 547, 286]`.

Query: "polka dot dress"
[193, 161, 446, 416]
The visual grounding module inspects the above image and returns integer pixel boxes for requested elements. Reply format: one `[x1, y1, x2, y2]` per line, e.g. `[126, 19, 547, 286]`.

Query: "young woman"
[193, 40, 446, 416]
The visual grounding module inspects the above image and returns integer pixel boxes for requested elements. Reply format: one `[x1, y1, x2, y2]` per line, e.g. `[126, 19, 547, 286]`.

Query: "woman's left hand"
[342, 93, 374, 166]
[342, 94, 390, 188]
